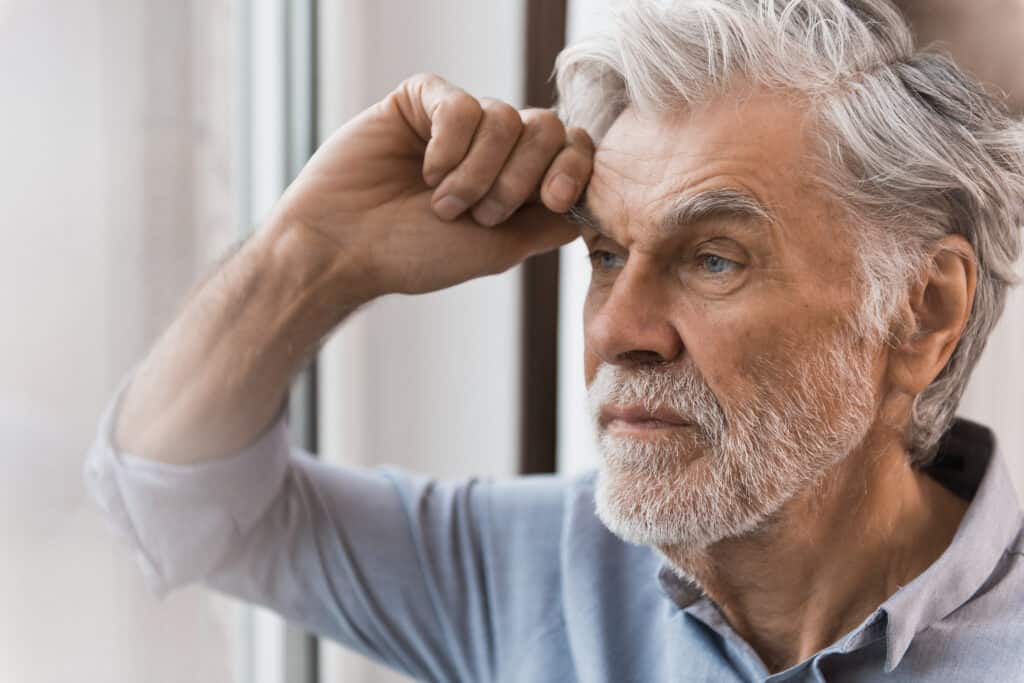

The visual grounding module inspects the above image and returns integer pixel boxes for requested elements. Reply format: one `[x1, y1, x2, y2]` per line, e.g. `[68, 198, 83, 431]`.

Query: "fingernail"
[434, 195, 469, 220]
[473, 199, 506, 227]
[549, 173, 578, 208]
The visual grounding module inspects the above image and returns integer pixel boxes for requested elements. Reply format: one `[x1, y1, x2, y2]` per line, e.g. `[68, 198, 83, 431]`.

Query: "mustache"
[586, 363, 727, 438]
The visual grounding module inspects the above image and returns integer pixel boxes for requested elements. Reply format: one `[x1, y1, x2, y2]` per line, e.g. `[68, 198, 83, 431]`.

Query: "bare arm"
[114, 74, 593, 465]
[112, 219, 351, 464]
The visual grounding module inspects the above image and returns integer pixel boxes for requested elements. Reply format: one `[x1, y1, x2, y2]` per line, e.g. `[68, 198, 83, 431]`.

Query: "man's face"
[581, 91, 886, 550]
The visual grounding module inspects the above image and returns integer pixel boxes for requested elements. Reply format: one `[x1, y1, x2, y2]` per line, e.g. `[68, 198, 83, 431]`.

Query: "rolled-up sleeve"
[82, 378, 569, 682]
[82, 377, 292, 596]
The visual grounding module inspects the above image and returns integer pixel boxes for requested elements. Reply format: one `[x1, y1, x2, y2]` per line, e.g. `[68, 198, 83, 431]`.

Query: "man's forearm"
[114, 218, 360, 465]
[110, 73, 590, 464]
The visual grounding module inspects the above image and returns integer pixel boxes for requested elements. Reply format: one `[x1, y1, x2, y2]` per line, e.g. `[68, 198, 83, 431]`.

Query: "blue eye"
[588, 250, 625, 270]
[701, 254, 739, 274]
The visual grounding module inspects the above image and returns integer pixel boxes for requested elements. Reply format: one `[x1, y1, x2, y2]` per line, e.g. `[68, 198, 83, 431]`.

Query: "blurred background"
[1, 1, 1021, 682]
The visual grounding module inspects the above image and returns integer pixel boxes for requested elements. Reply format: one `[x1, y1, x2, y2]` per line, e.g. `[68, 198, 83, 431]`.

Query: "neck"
[661, 432, 968, 674]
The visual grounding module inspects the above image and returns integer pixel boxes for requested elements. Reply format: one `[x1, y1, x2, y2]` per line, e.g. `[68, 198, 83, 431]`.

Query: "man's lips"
[598, 404, 691, 432]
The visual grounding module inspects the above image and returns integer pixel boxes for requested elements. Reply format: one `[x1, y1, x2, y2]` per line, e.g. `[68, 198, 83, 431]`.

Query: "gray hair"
[556, 0, 1024, 465]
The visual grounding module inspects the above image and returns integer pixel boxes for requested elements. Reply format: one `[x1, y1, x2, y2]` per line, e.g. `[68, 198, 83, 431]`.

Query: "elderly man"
[85, 0, 1023, 680]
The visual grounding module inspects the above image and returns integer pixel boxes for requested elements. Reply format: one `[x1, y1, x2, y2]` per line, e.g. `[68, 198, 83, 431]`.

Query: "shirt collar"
[880, 418, 1022, 671]
[655, 418, 1023, 672]
[657, 563, 704, 608]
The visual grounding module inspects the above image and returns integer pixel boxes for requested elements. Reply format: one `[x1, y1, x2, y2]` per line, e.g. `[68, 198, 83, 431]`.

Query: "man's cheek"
[583, 348, 601, 386]
[582, 290, 608, 385]
[695, 339, 794, 414]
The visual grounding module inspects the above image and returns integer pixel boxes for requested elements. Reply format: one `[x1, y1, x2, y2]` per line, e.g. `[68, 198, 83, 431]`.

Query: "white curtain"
[0, 2, 243, 682]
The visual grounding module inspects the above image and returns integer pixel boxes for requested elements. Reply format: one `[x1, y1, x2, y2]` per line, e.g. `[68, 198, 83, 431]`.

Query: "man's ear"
[887, 235, 977, 395]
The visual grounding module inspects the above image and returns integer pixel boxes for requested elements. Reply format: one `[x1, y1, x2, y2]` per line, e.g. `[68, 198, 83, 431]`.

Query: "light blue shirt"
[84, 383, 1024, 682]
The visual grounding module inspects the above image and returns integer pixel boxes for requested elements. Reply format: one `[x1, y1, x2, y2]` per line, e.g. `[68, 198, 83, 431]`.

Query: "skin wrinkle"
[580, 101, 827, 263]
[581, 92, 970, 673]
[575, 186, 777, 254]
[557, 1, 1019, 467]
[555, 0, 1019, 668]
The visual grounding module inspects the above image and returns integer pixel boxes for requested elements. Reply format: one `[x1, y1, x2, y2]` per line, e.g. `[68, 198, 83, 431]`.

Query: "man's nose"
[585, 267, 683, 368]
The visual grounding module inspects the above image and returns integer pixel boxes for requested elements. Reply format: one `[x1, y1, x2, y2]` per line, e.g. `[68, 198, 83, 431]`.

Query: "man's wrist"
[252, 212, 376, 334]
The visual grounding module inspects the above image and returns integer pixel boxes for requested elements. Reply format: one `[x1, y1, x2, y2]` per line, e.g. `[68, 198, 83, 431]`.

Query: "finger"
[441, 205, 579, 280]
[392, 73, 483, 188]
[470, 108, 567, 227]
[487, 204, 581, 272]
[431, 98, 523, 221]
[421, 91, 483, 187]
[539, 126, 595, 213]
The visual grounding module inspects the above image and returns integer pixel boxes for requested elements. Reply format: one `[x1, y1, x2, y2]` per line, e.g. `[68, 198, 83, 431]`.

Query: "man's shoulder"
[566, 468, 598, 500]
[562, 468, 601, 524]
[488, 468, 599, 513]
[476, 468, 651, 571]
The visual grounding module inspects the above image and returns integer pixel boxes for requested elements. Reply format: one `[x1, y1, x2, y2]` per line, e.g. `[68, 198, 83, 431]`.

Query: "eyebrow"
[569, 187, 774, 241]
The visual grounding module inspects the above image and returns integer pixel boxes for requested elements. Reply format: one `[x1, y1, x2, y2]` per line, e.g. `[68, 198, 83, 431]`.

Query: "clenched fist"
[269, 73, 595, 302]
[116, 74, 594, 464]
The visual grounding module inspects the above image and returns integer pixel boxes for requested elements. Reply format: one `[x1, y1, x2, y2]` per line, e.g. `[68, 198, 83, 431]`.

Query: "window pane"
[0, 2, 245, 681]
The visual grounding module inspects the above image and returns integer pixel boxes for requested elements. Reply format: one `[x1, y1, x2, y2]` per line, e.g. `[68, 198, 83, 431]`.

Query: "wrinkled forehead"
[584, 92, 826, 236]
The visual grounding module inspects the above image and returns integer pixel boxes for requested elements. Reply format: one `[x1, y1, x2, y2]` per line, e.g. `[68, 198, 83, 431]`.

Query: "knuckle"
[480, 97, 516, 116]
[481, 100, 523, 140]
[523, 110, 566, 148]
[405, 71, 441, 89]
[441, 91, 481, 122]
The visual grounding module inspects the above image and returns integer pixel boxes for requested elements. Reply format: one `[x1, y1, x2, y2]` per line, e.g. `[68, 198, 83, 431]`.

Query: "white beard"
[588, 333, 877, 550]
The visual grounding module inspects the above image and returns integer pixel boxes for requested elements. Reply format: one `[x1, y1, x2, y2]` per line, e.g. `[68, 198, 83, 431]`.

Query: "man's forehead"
[585, 93, 813, 230]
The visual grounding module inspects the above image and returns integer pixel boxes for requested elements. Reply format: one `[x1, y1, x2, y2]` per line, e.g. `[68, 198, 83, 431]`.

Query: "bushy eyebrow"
[660, 187, 773, 235]
[569, 187, 775, 241]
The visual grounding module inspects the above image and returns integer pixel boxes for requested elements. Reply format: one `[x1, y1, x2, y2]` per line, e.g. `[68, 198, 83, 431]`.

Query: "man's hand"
[267, 73, 594, 303]
[115, 74, 592, 464]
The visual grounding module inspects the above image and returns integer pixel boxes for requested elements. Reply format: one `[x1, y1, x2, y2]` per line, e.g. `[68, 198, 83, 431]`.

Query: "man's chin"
[592, 446, 795, 551]
[593, 457, 725, 549]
